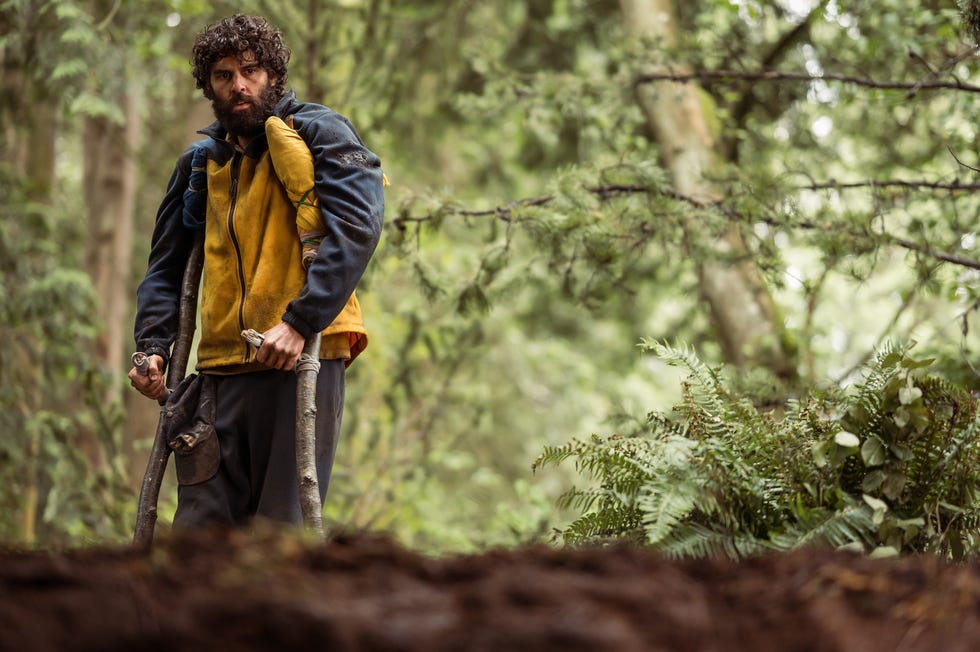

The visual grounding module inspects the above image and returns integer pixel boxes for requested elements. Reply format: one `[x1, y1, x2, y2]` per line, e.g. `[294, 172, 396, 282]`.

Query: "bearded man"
[129, 14, 384, 528]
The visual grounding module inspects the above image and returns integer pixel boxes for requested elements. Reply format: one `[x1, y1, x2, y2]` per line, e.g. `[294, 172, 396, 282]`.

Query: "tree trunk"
[82, 75, 142, 473]
[2, 36, 58, 542]
[620, 0, 798, 381]
[84, 82, 141, 379]
[124, 89, 210, 491]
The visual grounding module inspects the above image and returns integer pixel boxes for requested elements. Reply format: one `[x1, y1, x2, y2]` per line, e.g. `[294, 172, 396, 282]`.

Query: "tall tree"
[620, 0, 798, 380]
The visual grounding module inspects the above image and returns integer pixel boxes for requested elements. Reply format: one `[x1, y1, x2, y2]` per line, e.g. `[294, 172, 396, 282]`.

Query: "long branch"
[635, 69, 980, 94]
[802, 179, 980, 192]
[394, 180, 980, 271]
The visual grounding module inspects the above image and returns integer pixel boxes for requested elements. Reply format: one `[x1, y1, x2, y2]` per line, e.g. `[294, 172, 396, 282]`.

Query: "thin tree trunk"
[81, 74, 142, 473]
[620, 0, 798, 381]
[4, 41, 58, 542]
[84, 82, 141, 379]
[124, 89, 211, 491]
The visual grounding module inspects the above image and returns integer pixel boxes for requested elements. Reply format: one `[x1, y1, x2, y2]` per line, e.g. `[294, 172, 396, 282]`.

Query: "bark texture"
[620, 0, 798, 381]
[83, 86, 141, 378]
[296, 332, 325, 539]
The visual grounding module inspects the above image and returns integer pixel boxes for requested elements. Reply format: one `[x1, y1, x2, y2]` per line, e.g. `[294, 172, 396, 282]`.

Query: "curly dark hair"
[191, 14, 290, 100]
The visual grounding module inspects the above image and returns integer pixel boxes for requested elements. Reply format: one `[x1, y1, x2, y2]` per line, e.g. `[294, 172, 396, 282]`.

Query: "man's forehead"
[212, 52, 258, 69]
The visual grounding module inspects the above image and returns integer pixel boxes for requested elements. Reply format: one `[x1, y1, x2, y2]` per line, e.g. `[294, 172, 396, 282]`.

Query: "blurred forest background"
[1, 0, 978, 553]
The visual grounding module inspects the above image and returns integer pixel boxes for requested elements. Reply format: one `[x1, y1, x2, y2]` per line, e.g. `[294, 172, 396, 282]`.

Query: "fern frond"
[638, 477, 700, 546]
[545, 340, 980, 558]
[559, 508, 643, 545]
[654, 522, 775, 560]
[779, 503, 878, 550]
[641, 340, 729, 416]
[532, 438, 593, 472]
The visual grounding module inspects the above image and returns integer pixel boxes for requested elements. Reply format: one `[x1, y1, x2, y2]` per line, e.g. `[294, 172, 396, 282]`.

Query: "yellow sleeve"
[265, 116, 324, 269]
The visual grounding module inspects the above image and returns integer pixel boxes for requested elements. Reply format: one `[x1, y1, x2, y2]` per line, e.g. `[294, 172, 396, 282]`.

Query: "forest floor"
[2, 528, 980, 652]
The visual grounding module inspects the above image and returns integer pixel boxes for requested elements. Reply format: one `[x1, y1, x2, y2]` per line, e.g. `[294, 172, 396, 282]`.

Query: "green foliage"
[4, 0, 980, 553]
[536, 342, 980, 559]
[0, 170, 132, 545]
[314, 1, 980, 551]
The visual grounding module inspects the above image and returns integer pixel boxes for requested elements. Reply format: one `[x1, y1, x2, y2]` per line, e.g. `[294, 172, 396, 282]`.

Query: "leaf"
[900, 357, 935, 370]
[863, 494, 889, 525]
[860, 437, 887, 466]
[888, 443, 913, 462]
[67, 94, 126, 125]
[51, 60, 88, 81]
[812, 441, 827, 468]
[881, 473, 907, 500]
[893, 407, 910, 428]
[869, 546, 900, 559]
[898, 385, 922, 405]
[881, 352, 903, 367]
[834, 431, 860, 448]
[861, 469, 887, 492]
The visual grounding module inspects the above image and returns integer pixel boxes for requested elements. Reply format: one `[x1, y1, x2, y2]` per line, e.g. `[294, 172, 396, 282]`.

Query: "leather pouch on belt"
[170, 421, 219, 486]
[164, 374, 220, 486]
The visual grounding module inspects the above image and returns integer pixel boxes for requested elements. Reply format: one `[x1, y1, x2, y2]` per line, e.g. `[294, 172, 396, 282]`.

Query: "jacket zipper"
[227, 151, 250, 363]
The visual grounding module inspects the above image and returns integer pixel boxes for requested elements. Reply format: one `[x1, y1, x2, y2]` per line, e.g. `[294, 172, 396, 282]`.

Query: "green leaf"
[869, 545, 900, 559]
[900, 357, 935, 370]
[861, 469, 887, 493]
[51, 60, 88, 81]
[863, 494, 888, 525]
[812, 441, 827, 467]
[893, 407, 910, 428]
[834, 431, 860, 448]
[898, 385, 922, 405]
[880, 352, 903, 367]
[861, 437, 887, 466]
[888, 443, 913, 462]
[882, 473, 907, 500]
[67, 94, 126, 124]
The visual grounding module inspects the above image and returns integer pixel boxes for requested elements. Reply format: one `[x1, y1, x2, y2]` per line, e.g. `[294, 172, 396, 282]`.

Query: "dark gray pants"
[173, 359, 345, 528]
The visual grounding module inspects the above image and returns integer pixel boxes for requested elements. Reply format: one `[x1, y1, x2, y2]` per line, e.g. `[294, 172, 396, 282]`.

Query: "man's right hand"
[129, 354, 166, 400]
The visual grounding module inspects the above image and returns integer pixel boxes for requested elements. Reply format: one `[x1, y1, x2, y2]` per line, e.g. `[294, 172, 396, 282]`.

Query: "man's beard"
[212, 84, 280, 140]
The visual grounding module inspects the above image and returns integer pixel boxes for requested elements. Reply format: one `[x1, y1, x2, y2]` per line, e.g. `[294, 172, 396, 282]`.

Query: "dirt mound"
[1, 529, 978, 651]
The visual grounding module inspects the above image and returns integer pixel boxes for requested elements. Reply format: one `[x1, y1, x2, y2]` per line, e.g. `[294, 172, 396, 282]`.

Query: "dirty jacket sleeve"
[279, 105, 385, 338]
[133, 147, 198, 370]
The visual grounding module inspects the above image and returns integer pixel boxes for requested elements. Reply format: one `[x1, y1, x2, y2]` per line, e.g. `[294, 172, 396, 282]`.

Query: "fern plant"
[535, 341, 980, 559]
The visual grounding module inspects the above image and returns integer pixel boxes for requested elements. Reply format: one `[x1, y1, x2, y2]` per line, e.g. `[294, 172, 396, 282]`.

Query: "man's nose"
[232, 73, 248, 92]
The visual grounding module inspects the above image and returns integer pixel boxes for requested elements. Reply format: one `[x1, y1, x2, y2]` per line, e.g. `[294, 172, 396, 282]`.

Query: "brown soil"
[1, 529, 979, 651]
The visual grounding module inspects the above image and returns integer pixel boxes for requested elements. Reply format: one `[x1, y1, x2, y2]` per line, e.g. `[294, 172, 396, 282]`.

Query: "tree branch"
[947, 145, 980, 175]
[802, 179, 980, 192]
[635, 69, 980, 95]
[393, 181, 980, 271]
[727, 0, 830, 160]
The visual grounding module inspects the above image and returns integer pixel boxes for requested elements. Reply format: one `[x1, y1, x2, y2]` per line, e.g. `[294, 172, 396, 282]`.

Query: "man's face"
[208, 52, 280, 139]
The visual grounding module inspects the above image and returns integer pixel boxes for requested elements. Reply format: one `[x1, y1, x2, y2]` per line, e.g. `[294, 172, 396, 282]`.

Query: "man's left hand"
[256, 321, 306, 371]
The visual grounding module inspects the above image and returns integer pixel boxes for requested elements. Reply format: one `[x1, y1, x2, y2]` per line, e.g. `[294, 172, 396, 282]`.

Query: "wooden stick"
[133, 231, 204, 548]
[241, 327, 326, 537]
[294, 332, 324, 538]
